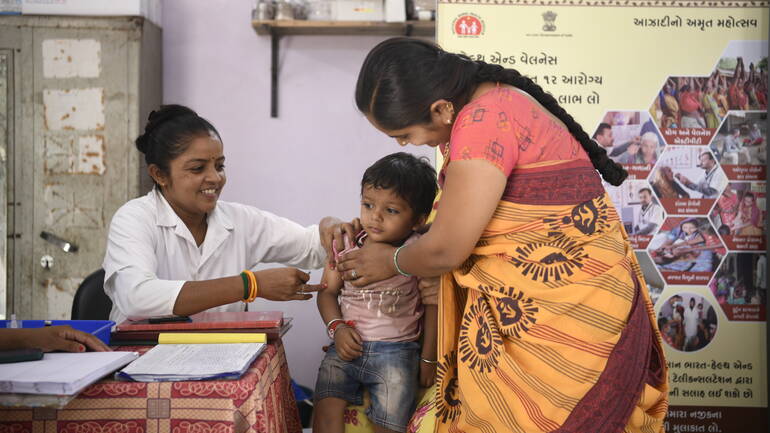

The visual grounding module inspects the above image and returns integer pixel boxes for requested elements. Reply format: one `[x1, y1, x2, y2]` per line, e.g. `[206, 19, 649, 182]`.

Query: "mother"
[338, 38, 668, 433]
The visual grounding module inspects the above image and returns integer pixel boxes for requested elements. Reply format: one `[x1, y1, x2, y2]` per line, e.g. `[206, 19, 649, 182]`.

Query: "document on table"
[0, 351, 139, 395]
[117, 343, 266, 382]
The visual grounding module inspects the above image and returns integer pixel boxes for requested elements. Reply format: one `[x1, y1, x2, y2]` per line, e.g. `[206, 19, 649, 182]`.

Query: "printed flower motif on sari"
[570, 196, 613, 236]
[508, 235, 588, 283]
[571, 200, 600, 235]
[489, 286, 539, 338]
[459, 297, 503, 373]
[542, 196, 614, 239]
[435, 351, 461, 423]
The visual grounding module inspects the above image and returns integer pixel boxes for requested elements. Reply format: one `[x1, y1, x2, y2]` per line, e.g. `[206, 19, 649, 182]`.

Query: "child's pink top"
[337, 233, 423, 342]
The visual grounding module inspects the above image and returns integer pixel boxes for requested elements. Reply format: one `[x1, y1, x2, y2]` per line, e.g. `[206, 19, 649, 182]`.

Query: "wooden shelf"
[252, 20, 435, 36]
[251, 20, 435, 117]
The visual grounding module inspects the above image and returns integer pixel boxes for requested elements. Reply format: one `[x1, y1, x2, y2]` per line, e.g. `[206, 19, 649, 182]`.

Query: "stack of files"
[112, 311, 288, 345]
[0, 351, 138, 395]
[117, 334, 267, 382]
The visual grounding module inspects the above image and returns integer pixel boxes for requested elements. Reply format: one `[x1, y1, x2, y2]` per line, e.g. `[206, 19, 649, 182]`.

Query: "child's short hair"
[361, 152, 437, 217]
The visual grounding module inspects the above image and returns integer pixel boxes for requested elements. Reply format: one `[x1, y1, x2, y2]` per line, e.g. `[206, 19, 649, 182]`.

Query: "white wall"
[162, 0, 434, 388]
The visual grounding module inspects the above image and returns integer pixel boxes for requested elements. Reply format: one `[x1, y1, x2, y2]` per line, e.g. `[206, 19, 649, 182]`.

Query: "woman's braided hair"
[355, 37, 627, 186]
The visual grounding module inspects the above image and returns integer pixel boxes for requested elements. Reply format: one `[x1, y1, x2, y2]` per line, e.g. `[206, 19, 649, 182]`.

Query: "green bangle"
[394, 245, 412, 277]
[240, 272, 250, 300]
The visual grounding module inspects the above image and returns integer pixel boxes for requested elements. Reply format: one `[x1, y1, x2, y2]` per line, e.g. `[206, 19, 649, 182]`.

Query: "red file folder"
[116, 311, 283, 332]
[111, 312, 288, 345]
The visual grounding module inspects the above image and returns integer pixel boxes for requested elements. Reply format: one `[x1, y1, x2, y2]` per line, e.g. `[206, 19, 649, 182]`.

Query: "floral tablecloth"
[0, 340, 302, 433]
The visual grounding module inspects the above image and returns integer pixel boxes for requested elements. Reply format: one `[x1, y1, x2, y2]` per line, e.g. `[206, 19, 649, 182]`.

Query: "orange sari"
[428, 88, 668, 433]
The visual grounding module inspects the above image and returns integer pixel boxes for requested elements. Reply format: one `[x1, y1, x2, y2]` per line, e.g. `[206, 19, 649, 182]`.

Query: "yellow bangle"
[246, 270, 259, 302]
[246, 271, 254, 302]
[241, 270, 256, 303]
[252, 271, 260, 300]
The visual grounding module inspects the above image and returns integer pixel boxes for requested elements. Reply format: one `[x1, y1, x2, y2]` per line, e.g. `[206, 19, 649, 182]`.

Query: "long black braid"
[355, 37, 627, 186]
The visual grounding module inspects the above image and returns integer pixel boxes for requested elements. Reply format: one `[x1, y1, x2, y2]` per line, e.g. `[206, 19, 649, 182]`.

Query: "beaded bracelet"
[394, 245, 412, 277]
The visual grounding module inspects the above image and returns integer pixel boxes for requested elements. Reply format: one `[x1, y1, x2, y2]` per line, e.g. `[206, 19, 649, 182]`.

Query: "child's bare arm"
[420, 304, 438, 387]
[318, 263, 363, 361]
[317, 263, 344, 325]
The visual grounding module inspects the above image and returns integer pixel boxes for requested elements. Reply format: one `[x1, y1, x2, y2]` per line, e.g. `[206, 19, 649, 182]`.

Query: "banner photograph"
[437, 1, 768, 431]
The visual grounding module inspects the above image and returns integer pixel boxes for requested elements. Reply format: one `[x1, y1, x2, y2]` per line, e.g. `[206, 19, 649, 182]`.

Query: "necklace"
[440, 142, 450, 170]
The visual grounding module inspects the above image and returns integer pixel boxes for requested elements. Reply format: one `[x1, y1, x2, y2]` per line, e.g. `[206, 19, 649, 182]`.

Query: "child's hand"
[419, 360, 437, 387]
[334, 326, 363, 361]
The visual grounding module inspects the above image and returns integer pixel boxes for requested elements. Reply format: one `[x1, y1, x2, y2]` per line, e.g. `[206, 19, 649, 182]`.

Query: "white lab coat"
[103, 188, 326, 325]
[683, 306, 699, 338]
[633, 202, 664, 235]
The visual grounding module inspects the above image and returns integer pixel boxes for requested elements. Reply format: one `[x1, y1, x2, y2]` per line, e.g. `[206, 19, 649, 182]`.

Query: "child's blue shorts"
[314, 340, 420, 432]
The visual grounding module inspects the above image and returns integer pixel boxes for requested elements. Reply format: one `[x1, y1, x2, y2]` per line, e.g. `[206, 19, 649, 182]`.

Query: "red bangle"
[328, 320, 356, 339]
[325, 319, 342, 337]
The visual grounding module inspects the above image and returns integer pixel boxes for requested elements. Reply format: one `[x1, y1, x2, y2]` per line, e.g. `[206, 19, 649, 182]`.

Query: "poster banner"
[437, 1, 768, 431]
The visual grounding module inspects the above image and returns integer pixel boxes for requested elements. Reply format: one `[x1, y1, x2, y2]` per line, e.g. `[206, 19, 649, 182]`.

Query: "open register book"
[117, 343, 266, 382]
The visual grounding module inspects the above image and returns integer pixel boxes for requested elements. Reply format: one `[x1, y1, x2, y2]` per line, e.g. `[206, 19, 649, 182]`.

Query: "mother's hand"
[319, 217, 362, 268]
[336, 241, 397, 287]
